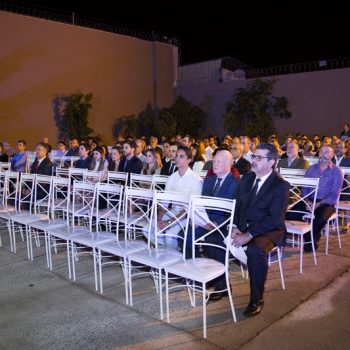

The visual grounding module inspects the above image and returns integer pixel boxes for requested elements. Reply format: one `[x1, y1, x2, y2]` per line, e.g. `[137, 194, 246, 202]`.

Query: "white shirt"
[253, 170, 273, 194]
[244, 151, 253, 164]
[334, 155, 344, 167]
[165, 167, 203, 197]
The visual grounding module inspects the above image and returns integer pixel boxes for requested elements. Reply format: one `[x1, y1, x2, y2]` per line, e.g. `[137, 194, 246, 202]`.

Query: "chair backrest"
[124, 186, 154, 239]
[151, 190, 191, 249]
[107, 171, 128, 186]
[338, 167, 350, 201]
[2, 171, 19, 209]
[25, 152, 36, 173]
[62, 156, 80, 167]
[198, 170, 208, 179]
[55, 167, 70, 178]
[69, 167, 85, 182]
[95, 182, 123, 232]
[0, 162, 11, 171]
[279, 168, 306, 178]
[130, 173, 153, 189]
[34, 174, 53, 215]
[284, 176, 319, 222]
[304, 156, 319, 166]
[152, 174, 169, 190]
[184, 195, 235, 260]
[51, 177, 70, 221]
[71, 181, 96, 228]
[18, 173, 36, 213]
[83, 170, 102, 183]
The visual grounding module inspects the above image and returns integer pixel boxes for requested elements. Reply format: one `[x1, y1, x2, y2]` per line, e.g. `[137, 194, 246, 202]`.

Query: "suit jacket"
[233, 171, 290, 246]
[233, 157, 251, 175]
[160, 160, 177, 176]
[118, 156, 143, 174]
[332, 156, 350, 167]
[31, 157, 54, 176]
[202, 173, 239, 225]
[278, 156, 309, 169]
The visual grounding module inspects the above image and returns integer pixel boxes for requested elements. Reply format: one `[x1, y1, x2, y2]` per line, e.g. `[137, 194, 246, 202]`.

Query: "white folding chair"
[284, 177, 319, 273]
[164, 195, 237, 338]
[198, 170, 208, 179]
[83, 170, 102, 183]
[47, 181, 94, 279]
[127, 191, 190, 319]
[0, 162, 11, 171]
[279, 168, 306, 177]
[152, 174, 168, 191]
[96, 186, 152, 301]
[130, 173, 153, 189]
[29, 177, 70, 267]
[70, 183, 122, 291]
[107, 171, 128, 186]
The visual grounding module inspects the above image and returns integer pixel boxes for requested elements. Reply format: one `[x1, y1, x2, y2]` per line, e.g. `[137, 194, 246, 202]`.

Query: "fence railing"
[0, 1, 179, 46]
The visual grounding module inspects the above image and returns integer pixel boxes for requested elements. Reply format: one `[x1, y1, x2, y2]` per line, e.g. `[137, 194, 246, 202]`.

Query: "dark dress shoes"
[243, 299, 264, 317]
[208, 285, 231, 303]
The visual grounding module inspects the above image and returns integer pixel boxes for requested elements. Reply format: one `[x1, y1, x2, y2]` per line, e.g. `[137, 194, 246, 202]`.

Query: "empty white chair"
[164, 195, 237, 338]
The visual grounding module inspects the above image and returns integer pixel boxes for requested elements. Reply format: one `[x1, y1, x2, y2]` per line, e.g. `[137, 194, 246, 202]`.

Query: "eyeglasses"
[251, 154, 272, 161]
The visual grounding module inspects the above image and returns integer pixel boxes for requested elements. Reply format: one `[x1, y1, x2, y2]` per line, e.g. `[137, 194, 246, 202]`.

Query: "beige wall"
[0, 10, 174, 149]
[176, 68, 350, 140]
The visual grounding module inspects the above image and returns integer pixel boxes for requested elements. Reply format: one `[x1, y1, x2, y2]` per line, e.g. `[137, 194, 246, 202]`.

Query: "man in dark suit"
[230, 143, 252, 175]
[231, 143, 290, 317]
[118, 141, 143, 175]
[332, 141, 350, 167]
[277, 140, 309, 169]
[160, 143, 178, 176]
[185, 149, 239, 299]
[31, 143, 54, 176]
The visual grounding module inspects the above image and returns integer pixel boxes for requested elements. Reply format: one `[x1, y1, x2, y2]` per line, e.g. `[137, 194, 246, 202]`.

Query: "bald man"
[185, 149, 239, 301]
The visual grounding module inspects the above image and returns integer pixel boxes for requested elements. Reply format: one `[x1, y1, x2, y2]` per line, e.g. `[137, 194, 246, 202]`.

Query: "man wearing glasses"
[229, 143, 252, 175]
[231, 143, 290, 317]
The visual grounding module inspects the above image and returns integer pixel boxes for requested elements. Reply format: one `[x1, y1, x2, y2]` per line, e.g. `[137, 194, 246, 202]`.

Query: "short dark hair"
[17, 140, 26, 146]
[79, 143, 89, 151]
[256, 143, 278, 168]
[177, 146, 192, 160]
[36, 142, 49, 154]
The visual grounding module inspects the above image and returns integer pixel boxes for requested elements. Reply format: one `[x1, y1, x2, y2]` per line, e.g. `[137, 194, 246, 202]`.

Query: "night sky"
[10, 0, 350, 68]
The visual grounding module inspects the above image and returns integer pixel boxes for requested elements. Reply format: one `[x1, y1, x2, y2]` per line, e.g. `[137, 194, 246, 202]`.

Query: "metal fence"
[0, 1, 179, 46]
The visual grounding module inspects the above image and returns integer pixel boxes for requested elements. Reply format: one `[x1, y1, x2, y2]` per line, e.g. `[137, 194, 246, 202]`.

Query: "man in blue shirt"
[11, 140, 27, 172]
[302, 144, 343, 252]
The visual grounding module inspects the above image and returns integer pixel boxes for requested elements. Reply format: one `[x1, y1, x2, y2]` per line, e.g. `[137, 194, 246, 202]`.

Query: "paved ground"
[0, 228, 350, 349]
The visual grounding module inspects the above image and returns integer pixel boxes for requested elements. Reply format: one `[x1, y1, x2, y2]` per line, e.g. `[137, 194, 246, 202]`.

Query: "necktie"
[213, 178, 222, 196]
[123, 159, 128, 172]
[251, 178, 261, 197]
[169, 162, 175, 174]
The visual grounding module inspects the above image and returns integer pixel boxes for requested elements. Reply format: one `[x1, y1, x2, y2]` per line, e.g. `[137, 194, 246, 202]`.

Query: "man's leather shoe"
[208, 285, 231, 303]
[243, 299, 264, 317]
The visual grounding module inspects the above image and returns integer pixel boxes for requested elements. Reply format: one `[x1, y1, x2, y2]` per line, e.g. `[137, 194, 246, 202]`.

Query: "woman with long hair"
[190, 143, 205, 173]
[89, 146, 108, 181]
[108, 146, 122, 172]
[142, 149, 162, 175]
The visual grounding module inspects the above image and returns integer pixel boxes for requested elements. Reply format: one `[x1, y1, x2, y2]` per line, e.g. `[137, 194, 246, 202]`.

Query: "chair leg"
[93, 248, 98, 292]
[166, 271, 170, 323]
[123, 257, 129, 305]
[300, 236, 303, 274]
[325, 221, 329, 255]
[99, 249, 103, 294]
[159, 268, 163, 320]
[226, 272, 237, 322]
[128, 259, 133, 306]
[202, 282, 207, 339]
[336, 216, 342, 249]
[277, 247, 285, 290]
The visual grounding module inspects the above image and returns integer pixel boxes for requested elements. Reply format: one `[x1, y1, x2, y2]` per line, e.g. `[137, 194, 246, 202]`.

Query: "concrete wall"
[175, 68, 350, 140]
[0, 10, 174, 149]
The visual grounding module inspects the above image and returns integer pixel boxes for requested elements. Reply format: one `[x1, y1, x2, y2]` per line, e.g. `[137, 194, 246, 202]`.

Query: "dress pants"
[246, 235, 274, 303]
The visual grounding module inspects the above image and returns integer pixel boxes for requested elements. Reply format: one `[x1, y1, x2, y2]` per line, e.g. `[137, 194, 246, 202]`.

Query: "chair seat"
[0, 206, 16, 213]
[12, 213, 49, 225]
[48, 226, 90, 239]
[0, 211, 29, 220]
[338, 201, 350, 210]
[128, 248, 182, 269]
[97, 239, 147, 257]
[30, 219, 68, 230]
[72, 231, 116, 247]
[285, 220, 311, 234]
[165, 258, 225, 283]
